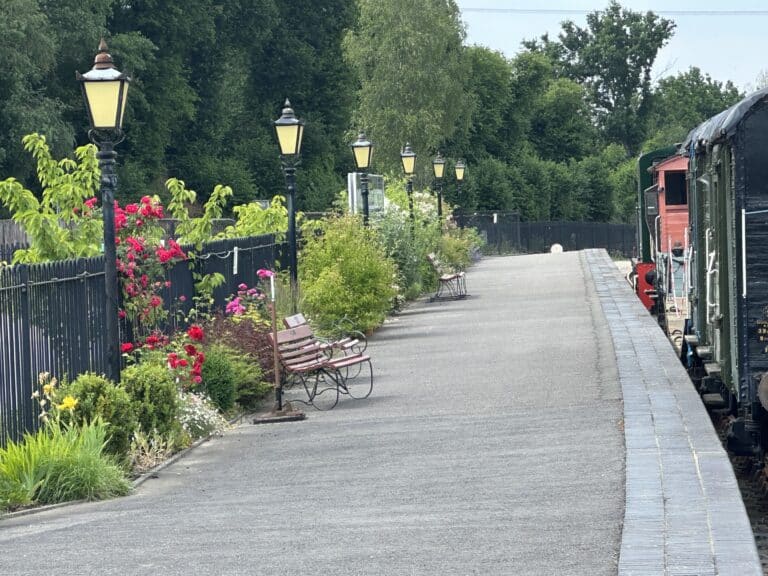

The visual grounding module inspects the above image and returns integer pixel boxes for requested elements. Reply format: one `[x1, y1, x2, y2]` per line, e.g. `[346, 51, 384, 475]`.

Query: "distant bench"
[426, 253, 467, 301]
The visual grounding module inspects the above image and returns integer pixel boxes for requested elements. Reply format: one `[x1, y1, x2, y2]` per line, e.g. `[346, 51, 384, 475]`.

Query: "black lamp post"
[432, 152, 445, 226]
[77, 39, 130, 384]
[400, 143, 416, 225]
[351, 132, 373, 226]
[273, 99, 304, 313]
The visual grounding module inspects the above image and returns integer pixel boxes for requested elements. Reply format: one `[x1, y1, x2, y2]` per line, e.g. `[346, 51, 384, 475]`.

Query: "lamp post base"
[252, 401, 306, 424]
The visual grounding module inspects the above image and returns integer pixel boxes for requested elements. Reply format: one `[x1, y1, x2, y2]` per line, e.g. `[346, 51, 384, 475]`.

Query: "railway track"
[713, 415, 768, 574]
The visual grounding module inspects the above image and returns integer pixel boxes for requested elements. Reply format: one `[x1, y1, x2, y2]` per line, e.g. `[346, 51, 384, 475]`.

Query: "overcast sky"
[455, 0, 768, 92]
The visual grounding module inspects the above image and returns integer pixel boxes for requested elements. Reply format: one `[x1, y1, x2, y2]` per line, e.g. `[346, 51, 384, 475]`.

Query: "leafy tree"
[344, 0, 470, 174]
[0, 0, 72, 184]
[457, 46, 514, 162]
[570, 144, 627, 222]
[529, 78, 597, 162]
[524, 1, 675, 155]
[0, 134, 102, 263]
[648, 67, 742, 144]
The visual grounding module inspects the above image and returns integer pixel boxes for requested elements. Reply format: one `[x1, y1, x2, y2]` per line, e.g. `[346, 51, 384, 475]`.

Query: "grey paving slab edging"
[582, 249, 762, 576]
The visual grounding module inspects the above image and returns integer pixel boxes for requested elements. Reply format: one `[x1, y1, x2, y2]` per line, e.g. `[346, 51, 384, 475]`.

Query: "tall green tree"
[648, 67, 742, 145]
[0, 0, 71, 185]
[524, 1, 675, 155]
[529, 78, 596, 162]
[344, 0, 470, 175]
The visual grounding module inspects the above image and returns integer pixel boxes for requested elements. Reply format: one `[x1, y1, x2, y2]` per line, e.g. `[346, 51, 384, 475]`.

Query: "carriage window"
[665, 171, 687, 205]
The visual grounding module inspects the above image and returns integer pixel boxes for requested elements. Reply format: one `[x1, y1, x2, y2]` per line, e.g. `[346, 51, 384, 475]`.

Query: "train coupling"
[726, 417, 762, 457]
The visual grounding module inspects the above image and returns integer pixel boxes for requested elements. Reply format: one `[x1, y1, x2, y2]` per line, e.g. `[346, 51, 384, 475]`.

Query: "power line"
[463, 8, 768, 16]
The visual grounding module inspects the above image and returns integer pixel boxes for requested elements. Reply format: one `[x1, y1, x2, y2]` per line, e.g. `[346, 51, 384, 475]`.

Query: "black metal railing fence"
[0, 234, 277, 447]
[455, 212, 636, 258]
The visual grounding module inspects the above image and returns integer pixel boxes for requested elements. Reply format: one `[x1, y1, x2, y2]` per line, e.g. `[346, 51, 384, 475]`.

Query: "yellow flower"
[56, 395, 78, 412]
[43, 383, 54, 396]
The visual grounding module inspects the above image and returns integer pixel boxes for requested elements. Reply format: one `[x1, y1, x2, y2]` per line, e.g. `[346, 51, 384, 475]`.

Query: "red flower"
[187, 325, 204, 342]
[84, 197, 98, 209]
[184, 344, 198, 356]
[120, 342, 134, 354]
[193, 375, 202, 384]
[125, 203, 139, 214]
[126, 237, 145, 253]
[114, 208, 127, 231]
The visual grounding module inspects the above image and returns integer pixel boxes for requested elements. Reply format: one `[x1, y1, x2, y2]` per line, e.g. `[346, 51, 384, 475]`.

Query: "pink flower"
[257, 269, 275, 278]
[238, 283, 248, 291]
[125, 203, 139, 214]
[225, 297, 246, 315]
[84, 197, 98, 209]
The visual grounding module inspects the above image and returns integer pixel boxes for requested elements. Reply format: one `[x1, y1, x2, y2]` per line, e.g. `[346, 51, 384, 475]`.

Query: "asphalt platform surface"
[0, 251, 700, 574]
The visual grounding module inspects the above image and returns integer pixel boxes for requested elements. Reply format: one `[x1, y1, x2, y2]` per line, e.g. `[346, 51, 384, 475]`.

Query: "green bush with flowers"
[56, 372, 138, 458]
[0, 373, 131, 511]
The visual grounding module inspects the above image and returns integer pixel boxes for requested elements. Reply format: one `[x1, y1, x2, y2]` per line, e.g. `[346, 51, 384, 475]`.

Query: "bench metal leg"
[338, 359, 374, 400]
[431, 274, 467, 301]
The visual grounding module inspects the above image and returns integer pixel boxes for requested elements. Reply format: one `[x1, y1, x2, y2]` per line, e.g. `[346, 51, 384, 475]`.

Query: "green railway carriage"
[682, 87, 768, 455]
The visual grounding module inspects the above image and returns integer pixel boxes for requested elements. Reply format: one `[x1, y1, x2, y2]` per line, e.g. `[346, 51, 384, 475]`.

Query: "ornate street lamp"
[273, 99, 304, 313]
[432, 152, 446, 224]
[400, 143, 416, 225]
[77, 39, 130, 383]
[351, 132, 373, 226]
[455, 159, 466, 202]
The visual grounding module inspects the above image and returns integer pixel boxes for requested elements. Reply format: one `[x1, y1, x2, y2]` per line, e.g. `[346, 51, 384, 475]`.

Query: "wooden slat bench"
[269, 324, 373, 410]
[427, 253, 467, 301]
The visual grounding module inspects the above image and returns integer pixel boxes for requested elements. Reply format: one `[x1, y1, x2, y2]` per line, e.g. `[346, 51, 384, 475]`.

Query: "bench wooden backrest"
[269, 325, 328, 370]
[427, 253, 445, 273]
[283, 313, 308, 329]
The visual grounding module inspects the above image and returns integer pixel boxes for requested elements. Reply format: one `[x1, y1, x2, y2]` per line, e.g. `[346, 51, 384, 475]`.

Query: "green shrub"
[59, 373, 138, 457]
[203, 314, 274, 409]
[199, 344, 237, 412]
[437, 225, 484, 271]
[0, 420, 131, 509]
[299, 215, 397, 333]
[226, 351, 271, 409]
[376, 204, 440, 301]
[121, 363, 180, 442]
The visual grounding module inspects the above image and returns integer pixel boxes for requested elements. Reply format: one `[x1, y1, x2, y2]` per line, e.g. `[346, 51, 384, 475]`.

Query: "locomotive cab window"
[664, 171, 687, 206]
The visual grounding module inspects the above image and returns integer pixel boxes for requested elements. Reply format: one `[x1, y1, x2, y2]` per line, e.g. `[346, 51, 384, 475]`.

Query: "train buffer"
[704, 362, 722, 377]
